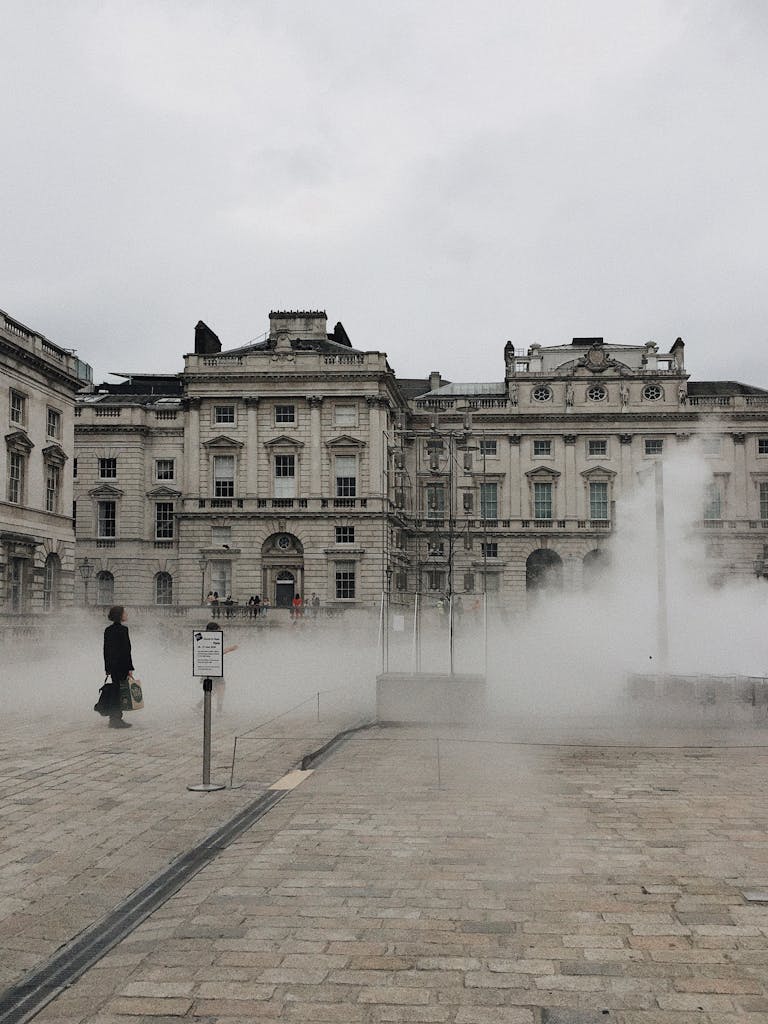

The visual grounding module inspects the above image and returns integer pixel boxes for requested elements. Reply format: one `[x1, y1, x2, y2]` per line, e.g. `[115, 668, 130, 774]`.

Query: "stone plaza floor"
[1, 690, 768, 1024]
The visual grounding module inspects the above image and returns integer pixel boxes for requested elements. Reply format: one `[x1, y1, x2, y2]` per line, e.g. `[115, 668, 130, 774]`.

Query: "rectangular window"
[274, 454, 296, 498]
[97, 500, 116, 538]
[588, 439, 607, 456]
[482, 572, 500, 593]
[758, 438, 768, 456]
[73, 458, 78, 478]
[479, 439, 497, 457]
[72, 500, 77, 530]
[533, 439, 552, 457]
[155, 458, 175, 480]
[644, 439, 663, 456]
[703, 482, 721, 520]
[761, 482, 768, 521]
[99, 457, 117, 478]
[334, 404, 356, 426]
[335, 560, 356, 599]
[335, 455, 357, 498]
[425, 483, 445, 518]
[589, 481, 609, 520]
[45, 464, 60, 513]
[155, 501, 175, 539]
[481, 542, 498, 558]
[480, 482, 498, 520]
[10, 389, 25, 424]
[210, 560, 231, 598]
[46, 407, 61, 438]
[211, 525, 232, 545]
[275, 404, 295, 424]
[214, 405, 235, 424]
[335, 525, 355, 544]
[213, 455, 235, 497]
[8, 451, 24, 504]
[534, 481, 553, 519]
[427, 570, 445, 592]
[701, 436, 722, 456]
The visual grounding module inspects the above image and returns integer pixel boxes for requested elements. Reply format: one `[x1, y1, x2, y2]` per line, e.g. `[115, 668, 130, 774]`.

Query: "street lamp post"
[197, 557, 208, 605]
[78, 557, 93, 607]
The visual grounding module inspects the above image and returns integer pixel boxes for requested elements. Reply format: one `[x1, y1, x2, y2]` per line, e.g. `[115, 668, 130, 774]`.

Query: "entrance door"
[10, 558, 24, 612]
[275, 571, 295, 608]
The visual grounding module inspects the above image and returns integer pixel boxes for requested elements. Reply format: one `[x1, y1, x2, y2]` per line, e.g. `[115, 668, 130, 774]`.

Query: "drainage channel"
[0, 721, 374, 1024]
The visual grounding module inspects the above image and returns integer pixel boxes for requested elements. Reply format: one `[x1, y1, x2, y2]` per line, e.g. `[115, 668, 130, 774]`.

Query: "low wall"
[626, 673, 768, 724]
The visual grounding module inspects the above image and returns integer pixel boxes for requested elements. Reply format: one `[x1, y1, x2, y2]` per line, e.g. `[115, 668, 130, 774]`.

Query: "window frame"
[155, 458, 175, 481]
[533, 481, 553, 519]
[275, 403, 296, 425]
[274, 453, 296, 498]
[333, 403, 357, 427]
[98, 457, 118, 479]
[644, 438, 664, 456]
[479, 481, 498, 520]
[7, 450, 25, 504]
[478, 438, 498, 458]
[334, 454, 357, 498]
[213, 454, 236, 498]
[46, 406, 62, 439]
[97, 499, 117, 539]
[213, 404, 236, 425]
[334, 560, 356, 600]
[335, 525, 355, 545]
[9, 389, 26, 425]
[532, 438, 552, 457]
[155, 501, 175, 540]
[587, 438, 608, 457]
[45, 462, 60, 513]
[589, 480, 609, 520]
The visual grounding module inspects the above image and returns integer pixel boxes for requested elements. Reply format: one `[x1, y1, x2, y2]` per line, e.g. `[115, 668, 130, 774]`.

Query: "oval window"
[531, 386, 552, 403]
[586, 385, 607, 402]
[643, 384, 663, 401]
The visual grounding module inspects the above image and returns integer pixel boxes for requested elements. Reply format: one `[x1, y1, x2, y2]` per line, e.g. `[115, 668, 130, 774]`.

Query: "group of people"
[204, 591, 271, 619]
[289, 592, 321, 620]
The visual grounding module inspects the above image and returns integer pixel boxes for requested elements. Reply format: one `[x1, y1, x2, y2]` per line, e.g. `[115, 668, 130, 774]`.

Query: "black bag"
[94, 676, 111, 716]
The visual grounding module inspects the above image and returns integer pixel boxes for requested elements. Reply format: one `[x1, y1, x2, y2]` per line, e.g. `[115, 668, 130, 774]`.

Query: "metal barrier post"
[188, 678, 225, 792]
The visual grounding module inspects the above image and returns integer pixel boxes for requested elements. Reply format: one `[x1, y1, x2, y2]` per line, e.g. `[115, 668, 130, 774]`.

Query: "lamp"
[78, 557, 93, 607]
[197, 556, 209, 604]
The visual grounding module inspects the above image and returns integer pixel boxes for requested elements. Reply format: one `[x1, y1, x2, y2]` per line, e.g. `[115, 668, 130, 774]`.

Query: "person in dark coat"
[103, 605, 135, 729]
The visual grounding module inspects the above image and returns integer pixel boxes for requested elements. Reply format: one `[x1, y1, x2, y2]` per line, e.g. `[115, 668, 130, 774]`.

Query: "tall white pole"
[654, 459, 669, 669]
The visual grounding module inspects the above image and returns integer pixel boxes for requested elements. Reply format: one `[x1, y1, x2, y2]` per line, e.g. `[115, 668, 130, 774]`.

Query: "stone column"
[508, 435, 521, 518]
[366, 396, 386, 500]
[185, 398, 201, 496]
[732, 433, 747, 516]
[307, 396, 323, 497]
[563, 435, 577, 518]
[245, 397, 259, 496]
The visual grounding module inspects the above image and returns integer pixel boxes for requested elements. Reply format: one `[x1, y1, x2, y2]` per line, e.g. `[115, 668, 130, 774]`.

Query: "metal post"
[436, 737, 442, 789]
[317, 690, 321, 722]
[448, 594, 454, 675]
[187, 678, 225, 792]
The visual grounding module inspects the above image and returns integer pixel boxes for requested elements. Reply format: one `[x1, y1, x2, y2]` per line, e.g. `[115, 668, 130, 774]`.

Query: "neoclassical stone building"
[1, 308, 92, 614]
[72, 311, 768, 610]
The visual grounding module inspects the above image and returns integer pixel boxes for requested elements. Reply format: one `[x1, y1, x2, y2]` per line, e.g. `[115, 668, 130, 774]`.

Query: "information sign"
[192, 630, 224, 678]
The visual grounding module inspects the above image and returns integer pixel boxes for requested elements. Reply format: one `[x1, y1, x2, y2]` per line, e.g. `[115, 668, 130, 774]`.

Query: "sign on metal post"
[188, 630, 225, 792]
[192, 630, 224, 678]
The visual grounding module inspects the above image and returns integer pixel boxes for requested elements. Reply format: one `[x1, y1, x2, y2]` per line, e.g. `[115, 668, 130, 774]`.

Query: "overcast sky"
[2, 1, 767, 388]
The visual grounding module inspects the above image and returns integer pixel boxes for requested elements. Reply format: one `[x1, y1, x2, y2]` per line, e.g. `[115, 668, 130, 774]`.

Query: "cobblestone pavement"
[11, 716, 767, 1024]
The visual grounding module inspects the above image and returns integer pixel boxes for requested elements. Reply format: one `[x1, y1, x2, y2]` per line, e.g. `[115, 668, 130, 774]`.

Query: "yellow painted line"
[269, 768, 315, 791]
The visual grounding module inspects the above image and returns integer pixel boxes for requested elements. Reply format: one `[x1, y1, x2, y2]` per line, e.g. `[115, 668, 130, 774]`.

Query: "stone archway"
[583, 548, 610, 590]
[525, 549, 563, 593]
[261, 532, 304, 607]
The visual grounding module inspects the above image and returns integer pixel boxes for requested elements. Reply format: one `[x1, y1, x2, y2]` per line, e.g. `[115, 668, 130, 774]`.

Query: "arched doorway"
[526, 549, 563, 592]
[583, 548, 610, 590]
[42, 553, 61, 611]
[275, 570, 296, 608]
[261, 533, 304, 607]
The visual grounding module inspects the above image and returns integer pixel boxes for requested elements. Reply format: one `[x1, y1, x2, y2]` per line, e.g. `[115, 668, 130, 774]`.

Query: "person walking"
[310, 592, 320, 618]
[211, 591, 220, 619]
[103, 605, 136, 729]
[291, 593, 303, 622]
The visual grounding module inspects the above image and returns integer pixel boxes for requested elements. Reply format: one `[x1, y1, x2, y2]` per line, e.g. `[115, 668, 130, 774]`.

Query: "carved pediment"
[42, 443, 68, 465]
[525, 466, 561, 481]
[146, 485, 181, 498]
[326, 434, 366, 449]
[202, 435, 244, 449]
[5, 429, 34, 453]
[263, 435, 304, 449]
[581, 465, 617, 480]
[88, 483, 124, 498]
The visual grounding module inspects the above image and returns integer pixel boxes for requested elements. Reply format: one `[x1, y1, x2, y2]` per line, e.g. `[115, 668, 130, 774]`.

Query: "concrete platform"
[376, 671, 486, 724]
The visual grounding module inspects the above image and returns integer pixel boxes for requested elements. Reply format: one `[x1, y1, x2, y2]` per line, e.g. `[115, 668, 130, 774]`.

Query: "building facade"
[1, 309, 92, 614]
[73, 312, 768, 611]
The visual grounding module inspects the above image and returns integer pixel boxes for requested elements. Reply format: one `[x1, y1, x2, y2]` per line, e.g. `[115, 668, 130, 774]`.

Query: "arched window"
[155, 571, 173, 605]
[42, 553, 60, 611]
[96, 571, 114, 606]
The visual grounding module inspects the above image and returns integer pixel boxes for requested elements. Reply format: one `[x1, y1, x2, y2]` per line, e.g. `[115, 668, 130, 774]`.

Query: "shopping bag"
[119, 678, 144, 711]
